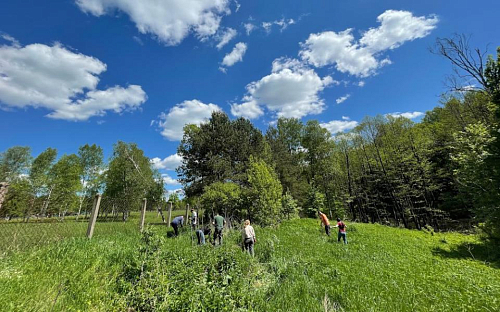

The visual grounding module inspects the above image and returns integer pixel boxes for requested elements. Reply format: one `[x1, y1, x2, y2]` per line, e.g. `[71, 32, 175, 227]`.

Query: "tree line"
[0, 142, 163, 221]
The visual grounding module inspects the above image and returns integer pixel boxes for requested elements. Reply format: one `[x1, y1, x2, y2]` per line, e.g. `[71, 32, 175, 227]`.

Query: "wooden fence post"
[140, 198, 147, 232]
[86, 194, 102, 239]
[167, 201, 172, 227]
[185, 203, 190, 225]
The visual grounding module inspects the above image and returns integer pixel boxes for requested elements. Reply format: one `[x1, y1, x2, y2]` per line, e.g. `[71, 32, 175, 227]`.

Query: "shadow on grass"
[432, 241, 500, 269]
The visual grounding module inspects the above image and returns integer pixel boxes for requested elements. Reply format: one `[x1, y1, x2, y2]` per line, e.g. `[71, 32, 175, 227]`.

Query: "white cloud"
[336, 94, 350, 104]
[388, 111, 424, 119]
[162, 173, 180, 185]
[157, 99, 221, 140]
[215, 27, 237, 49]
[243, 23, 256, 35]
[320, 120, 359, 134]
[300, 10, 438, 77]
[342, 116, 350, 120]
[1, 33, 20, 47]
[262, 18, 295, 33]
[76, 0, 231, 46]
[230, 58, 333, 119]
[221, 42, 247, 67]
[151, 153, 183, 170]
[358, 81, 365, 87]
[230, 99, 263, 119]
[0, 41, 146, 120]
[262, 22, 273, 33]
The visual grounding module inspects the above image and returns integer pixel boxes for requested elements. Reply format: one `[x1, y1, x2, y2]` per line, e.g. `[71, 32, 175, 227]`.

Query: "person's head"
[337, 217, 341, 222]
[317, 211, 322, 216]
[191, 208, 194, 212]
[244, 220, 250, 227]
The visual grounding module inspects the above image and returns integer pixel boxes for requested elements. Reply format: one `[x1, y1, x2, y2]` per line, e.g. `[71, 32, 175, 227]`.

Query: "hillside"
[1, 219, 499, 311]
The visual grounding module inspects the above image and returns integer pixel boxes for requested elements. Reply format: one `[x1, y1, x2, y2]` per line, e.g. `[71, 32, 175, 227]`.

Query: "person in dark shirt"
[212, 213, 225, 246]
[170, 215, 184, 237]
[333, 218, 348, 244]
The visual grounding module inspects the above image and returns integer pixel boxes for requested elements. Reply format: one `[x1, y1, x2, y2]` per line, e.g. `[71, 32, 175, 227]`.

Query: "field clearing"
[0, 219, 499, 311]
[0, 210, 188, 253]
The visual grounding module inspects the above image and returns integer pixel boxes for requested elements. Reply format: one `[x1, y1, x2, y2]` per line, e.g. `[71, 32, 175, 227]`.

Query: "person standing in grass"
[318, 211, 331, 236]
[212, 213, 225, 246]
[190, 208, 197, 230]
[242, 220, 256, 257]
[334, 217, 347, 244]
[170, 215, 184, 237]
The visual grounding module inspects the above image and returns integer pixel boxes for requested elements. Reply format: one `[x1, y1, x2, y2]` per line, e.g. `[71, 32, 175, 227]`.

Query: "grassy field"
[0, 210, 188, 252]
[0, 218, 499, 311]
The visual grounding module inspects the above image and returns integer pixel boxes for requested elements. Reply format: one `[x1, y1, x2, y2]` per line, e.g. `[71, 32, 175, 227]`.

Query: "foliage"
[0, 146, 32, 183]
[201, 181, 242, 219]
[281, 191, 299, 220]
[246, 157, 283, 225]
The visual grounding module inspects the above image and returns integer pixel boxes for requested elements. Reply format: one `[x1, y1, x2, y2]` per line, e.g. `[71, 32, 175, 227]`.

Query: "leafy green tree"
[47, 154, 82, 218]
[281, 191, 299, 220]
[104, 141, 156, 219]
[0, 146, 32, 182]
[201, 182, 242, 221]
[177, 111, 267, 197]
[245, 157, 282, 225]
[1, 179, 31, 220]
[29, 148, 57, 216]
[305, 185, 325, 218]
[77, 144, 104, 218]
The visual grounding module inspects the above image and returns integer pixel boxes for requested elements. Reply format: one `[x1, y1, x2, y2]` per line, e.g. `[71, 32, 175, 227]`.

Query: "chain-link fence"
[0, 194, 191, 254]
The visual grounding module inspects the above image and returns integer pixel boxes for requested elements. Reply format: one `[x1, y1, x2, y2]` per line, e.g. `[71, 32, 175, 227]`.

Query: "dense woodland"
[1, 37, 499, 245]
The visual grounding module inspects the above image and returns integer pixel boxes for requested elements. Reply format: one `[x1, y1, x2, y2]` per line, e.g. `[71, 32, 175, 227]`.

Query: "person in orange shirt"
[318, 211, 330, 236]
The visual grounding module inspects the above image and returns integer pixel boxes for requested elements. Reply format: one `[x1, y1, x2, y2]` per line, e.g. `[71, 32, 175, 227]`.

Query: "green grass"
[0, 210, 188, 253]
[1, 219, 499, 311]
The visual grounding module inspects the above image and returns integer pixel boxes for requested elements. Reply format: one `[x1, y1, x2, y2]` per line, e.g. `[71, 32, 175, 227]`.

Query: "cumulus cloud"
[230, 58, 333, 119]
[320, 119, 359, 134]
[388, 111, 424, 119]
[215, 27, 237, 49]
[162, 173, 180, 185]
[151, 153, 183, 170]
[76, 0, 231, 46]
[300, 10, 438, 77]
[0, 40, 146, 120]
[157, 99, 221, 140]
[221, 42, 247, 67]
[336, 94, 350, 104]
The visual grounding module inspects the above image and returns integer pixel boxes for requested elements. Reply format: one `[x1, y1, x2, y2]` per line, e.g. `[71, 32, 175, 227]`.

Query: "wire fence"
[0, 194, 193, 254]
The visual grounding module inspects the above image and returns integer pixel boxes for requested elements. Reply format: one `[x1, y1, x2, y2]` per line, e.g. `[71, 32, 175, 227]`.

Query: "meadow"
[0, 218, 499, 311]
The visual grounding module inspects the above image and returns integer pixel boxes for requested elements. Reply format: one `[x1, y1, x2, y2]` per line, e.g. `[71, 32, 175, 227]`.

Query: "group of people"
[318, 211, 348, 244]
[169, 209, 257, 256]
[169, 209, 346, 258]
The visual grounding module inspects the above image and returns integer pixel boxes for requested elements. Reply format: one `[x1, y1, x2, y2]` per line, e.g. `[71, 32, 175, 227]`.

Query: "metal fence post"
[140, 198, 147, 232]
[86, 194, 102, 239]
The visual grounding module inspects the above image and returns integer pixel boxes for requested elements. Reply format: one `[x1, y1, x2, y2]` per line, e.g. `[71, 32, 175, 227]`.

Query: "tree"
[104, 142, 156, 220]
[47, 154, 82, 219]
[77, 144, 104, 219]
[177, 111, 267, 197]
[201, 182, 242, 222]
[29, 148, 57, 217]
[281, 192, 299, 220]
[0, 146, 32, 183]
[245, 157, 282, 225]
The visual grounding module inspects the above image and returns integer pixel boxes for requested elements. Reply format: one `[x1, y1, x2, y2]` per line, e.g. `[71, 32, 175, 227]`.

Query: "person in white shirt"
[242, 220, 256, 257]
[190, 208, 197, 230]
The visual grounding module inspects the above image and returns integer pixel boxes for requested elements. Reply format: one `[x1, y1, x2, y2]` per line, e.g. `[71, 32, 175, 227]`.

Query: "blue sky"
[1, 0, 499, 193]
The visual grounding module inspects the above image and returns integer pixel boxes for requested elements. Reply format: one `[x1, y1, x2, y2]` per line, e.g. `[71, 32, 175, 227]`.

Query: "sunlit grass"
[0, 219, 499, 311]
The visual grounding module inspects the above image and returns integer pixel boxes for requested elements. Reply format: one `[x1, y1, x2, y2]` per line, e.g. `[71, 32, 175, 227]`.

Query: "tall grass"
[1, 219, 499, 311]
